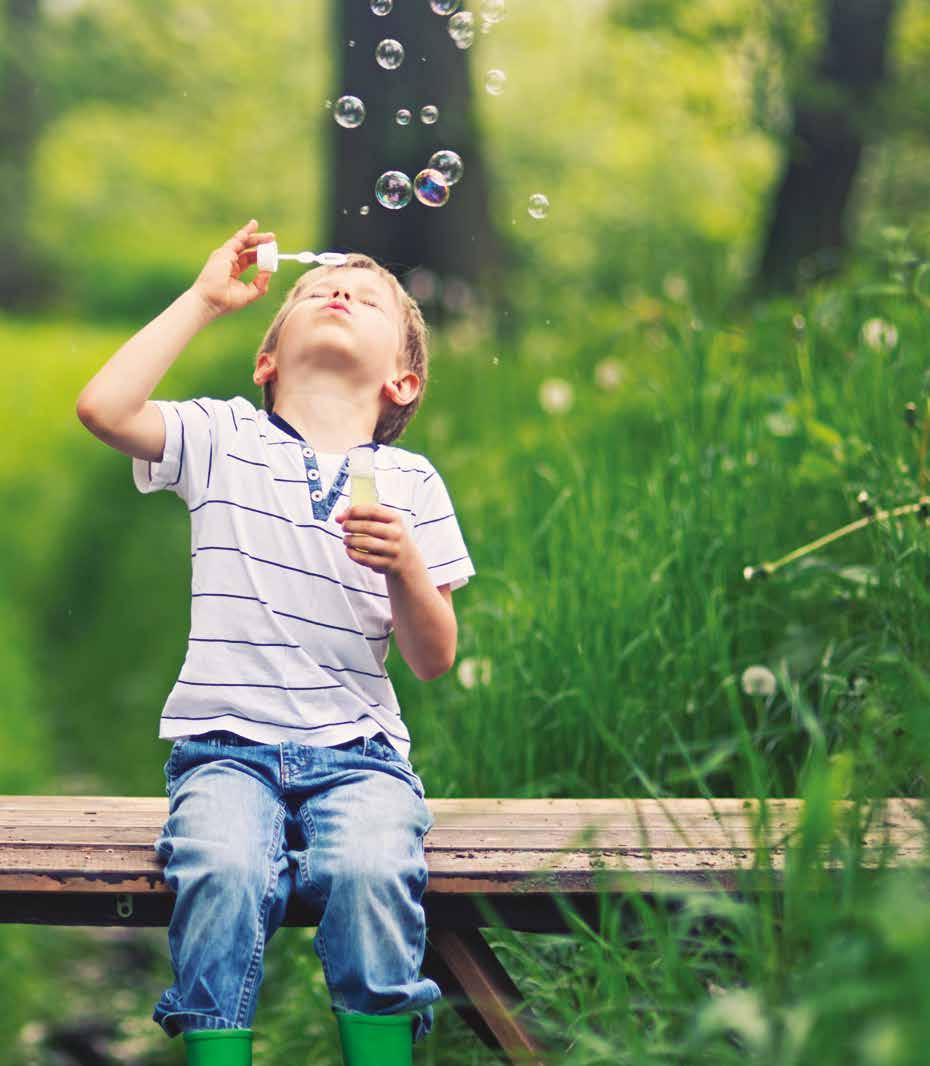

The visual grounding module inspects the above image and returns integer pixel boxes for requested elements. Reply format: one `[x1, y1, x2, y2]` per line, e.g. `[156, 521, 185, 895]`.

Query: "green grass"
[3, 242, 930, 1062]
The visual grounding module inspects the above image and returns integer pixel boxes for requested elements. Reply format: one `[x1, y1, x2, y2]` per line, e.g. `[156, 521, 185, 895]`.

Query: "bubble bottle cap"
[256, 239, 279, 272]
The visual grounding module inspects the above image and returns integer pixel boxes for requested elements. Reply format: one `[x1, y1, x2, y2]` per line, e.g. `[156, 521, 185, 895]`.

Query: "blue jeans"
[152, 729, 440, 1043]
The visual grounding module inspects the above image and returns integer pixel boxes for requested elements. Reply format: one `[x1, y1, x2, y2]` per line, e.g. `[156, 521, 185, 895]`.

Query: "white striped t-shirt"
[131, 395, 476, 760]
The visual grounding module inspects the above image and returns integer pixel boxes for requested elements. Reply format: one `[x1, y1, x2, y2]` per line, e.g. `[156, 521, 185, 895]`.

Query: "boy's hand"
[335, 504, 417, 577]
[191, 220, 276, 319]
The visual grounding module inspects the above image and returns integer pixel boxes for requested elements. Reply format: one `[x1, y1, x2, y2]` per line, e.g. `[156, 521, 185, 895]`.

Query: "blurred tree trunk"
[324, 3, 504, 316]
[753, 0, 898, 296]
[0, 0, 46, 309]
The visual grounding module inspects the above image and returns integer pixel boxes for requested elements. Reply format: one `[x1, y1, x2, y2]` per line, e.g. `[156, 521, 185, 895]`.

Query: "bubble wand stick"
[256, 241, 348, 272]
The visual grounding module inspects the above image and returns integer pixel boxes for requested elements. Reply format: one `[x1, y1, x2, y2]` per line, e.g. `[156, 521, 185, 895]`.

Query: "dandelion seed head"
[765, 412, 797, 437]
[861, 317, 898, 352]
[698, 987, 771, 1052]
[741, 665, 776, 697]
[538, 378, 574, 414]
[594, 358, 624, 390]
[662, 273, 689, 301]
[457, 657, 493, 689]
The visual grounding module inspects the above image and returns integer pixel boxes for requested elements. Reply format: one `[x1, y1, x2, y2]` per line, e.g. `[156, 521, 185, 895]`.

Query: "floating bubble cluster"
[334, 95, 365, 128]
[327, 0, 534, 220]
[375, 38, 405, 69]
[485, 69, 506, 94]
[448, 11, 475, 48]
[375, 170, 413, 210]
[414, 169, 450, 207]
[528, 193, 549, 219]
[428, 150, 464, 186]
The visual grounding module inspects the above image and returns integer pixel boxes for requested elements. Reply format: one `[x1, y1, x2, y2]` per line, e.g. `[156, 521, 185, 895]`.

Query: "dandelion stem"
[919, 397, 930, 493]
[754, 499, 928, 577]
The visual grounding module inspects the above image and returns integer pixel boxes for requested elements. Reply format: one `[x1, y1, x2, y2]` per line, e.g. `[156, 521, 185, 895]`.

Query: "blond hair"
[255, 253, 429, 446]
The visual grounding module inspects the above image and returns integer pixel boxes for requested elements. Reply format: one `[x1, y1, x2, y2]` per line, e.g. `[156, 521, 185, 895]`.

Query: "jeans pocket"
[367, 734, 425, 800]
[165, 738, 194, 794]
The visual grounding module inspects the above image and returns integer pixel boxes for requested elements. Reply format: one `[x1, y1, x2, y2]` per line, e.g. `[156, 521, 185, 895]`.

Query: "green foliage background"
[3, 0, 930, 1063]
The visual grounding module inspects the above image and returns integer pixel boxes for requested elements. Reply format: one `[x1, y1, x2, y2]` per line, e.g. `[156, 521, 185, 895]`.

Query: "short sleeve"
[131, 397, 218, 507]
[413, 462, 476, 591]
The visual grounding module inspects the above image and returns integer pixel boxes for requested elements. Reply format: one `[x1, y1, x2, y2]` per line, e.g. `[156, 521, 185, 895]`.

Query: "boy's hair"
[254, 253, 430, 446]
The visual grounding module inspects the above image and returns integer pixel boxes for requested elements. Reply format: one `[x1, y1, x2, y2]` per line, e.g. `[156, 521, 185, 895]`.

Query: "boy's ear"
[383, 369, 420, 406]
[254, 350, 277, 386]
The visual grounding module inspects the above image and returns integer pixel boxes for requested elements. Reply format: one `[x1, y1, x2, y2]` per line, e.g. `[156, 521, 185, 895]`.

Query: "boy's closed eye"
[307, 291, 382, 310]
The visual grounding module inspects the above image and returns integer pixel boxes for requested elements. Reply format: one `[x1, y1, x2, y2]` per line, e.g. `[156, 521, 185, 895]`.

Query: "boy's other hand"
[191, 220, 276, 319]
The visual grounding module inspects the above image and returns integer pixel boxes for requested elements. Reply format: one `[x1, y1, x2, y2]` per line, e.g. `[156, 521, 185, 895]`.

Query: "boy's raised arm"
[76, 220, 275, 430]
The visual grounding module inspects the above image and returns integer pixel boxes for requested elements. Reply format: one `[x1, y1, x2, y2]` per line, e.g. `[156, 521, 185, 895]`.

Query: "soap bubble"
[395, 108, 412, 125]
[448, 11, 475, 47]
[428, 150, 464, 186]
[414, 169, 450, 207]
[360, 205, 370, 216]
[528, 193, 549, 219]
[348, 39, 356, 47]
[485, 69, 506, 94]
[430, 0, 461, 12]
[420, 104, 439, 124]
[480, 0, 505, 22]
[334, 95, 366, 128]
[375, 38, 404, 69]
[370, 0, 392, 12]
[324, 99, 332, 109]
[375, 170, 413, 210]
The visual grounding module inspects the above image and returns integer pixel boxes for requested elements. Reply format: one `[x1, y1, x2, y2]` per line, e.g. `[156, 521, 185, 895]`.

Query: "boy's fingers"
[225, 219, 260, 253]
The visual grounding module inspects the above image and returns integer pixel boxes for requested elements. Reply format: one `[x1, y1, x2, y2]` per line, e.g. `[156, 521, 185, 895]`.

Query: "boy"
[75, 220, 476, 1065]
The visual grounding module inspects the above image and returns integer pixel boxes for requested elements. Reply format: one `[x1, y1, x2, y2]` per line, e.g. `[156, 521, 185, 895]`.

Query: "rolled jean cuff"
[153, 1005, 241, 1038]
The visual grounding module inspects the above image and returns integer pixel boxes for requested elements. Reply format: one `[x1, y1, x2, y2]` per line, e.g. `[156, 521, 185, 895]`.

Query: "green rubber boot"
[182, 1027, 253, 1066]
[334, 1010, 415, 1066]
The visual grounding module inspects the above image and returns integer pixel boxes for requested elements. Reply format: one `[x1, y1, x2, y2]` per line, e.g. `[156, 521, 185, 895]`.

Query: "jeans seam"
[296, 799, 326, 902]
[296, 799, 340, 1006]
[234, 797, 287, 1028]
[315, 921, 341, 1008]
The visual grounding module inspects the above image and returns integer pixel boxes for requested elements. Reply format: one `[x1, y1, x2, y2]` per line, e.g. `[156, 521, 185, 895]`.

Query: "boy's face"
[253, 267, 417, 407]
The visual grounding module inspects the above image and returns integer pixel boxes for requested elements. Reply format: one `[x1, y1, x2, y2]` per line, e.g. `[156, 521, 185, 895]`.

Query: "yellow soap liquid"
[350, 474, 378, 507]
[350, 474, 378, 552]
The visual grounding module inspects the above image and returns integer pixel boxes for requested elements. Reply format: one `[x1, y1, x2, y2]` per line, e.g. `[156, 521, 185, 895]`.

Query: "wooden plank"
[0, 844, 921, 895]
[0, 797, 921, 835]
[0, 798, 923, 896]
[0, 826, 920, 851]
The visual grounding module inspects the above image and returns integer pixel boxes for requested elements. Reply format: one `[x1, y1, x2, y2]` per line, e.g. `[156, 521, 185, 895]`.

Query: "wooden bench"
[1, 796, 925, 1064]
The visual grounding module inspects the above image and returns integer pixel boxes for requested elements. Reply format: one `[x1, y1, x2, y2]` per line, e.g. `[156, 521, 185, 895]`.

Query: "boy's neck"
[270, 402, 377, 454]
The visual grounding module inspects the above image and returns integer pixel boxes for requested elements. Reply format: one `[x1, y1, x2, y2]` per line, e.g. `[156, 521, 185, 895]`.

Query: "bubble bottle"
[348, 447, 379, 552]
[256, 241, 349, 272]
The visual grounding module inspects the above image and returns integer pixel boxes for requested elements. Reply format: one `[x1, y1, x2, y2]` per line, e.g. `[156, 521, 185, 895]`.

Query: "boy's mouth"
[324, 301, 351, 315]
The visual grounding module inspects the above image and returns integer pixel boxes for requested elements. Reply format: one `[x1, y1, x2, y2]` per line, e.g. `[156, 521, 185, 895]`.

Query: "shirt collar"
[268, 410, 379, 452]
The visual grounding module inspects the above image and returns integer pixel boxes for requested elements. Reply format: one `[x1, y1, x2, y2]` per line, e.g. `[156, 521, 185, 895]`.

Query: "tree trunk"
[324, 3, 505, 316]
[753, 0, 897, 297]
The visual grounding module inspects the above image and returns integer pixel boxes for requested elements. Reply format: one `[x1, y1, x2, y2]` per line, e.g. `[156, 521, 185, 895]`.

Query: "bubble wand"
[256, 241, 348, 272]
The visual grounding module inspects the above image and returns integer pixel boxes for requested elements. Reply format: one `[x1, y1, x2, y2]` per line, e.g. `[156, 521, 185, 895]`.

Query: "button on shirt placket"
[303, 446, 351, 521]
